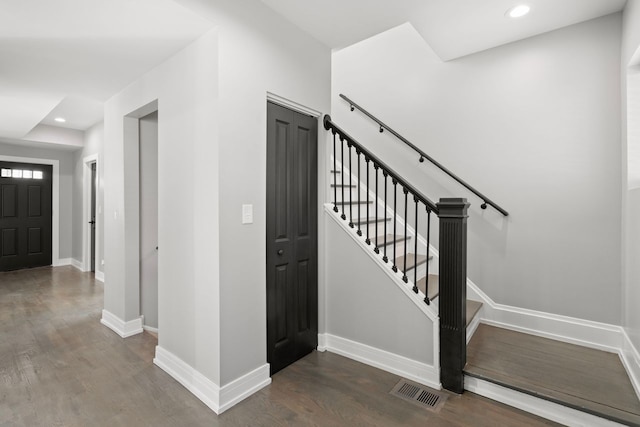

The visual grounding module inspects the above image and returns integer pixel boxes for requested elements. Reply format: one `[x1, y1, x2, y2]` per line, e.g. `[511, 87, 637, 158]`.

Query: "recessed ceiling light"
[506, 5, 530, 18]
[54, 117, 66, 123]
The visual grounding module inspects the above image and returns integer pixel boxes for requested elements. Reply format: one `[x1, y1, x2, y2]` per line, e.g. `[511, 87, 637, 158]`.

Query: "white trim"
[267, 92, 322, 117]
[100, 309, 143, 338]
[467, 279, 624, 354]
[95, 271, 104, 283]
[621, 329, 640, 400]
[70, 258, 83, 271]
[317, 334, 328, 352]
[320, 333, 440, 390]
[143, 325, 159, 334]
[154, 346, 220, 413]
[325, 205, 438, 322]
[82, 154, 99, 273]
[219, 364, 271, 414]
[0, 155, 60, 266]
[153, 346, 271, 415]
[465, 376, 627, 427]
[54, 258, 72, 267]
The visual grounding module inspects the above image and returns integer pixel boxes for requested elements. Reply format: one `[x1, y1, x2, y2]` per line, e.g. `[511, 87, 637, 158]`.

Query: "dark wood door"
[266, 102, 318, 375]
[0, 161, 53, 271]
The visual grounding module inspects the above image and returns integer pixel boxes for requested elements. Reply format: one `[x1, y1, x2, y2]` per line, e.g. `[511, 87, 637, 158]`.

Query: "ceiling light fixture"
[506, 5, 530, 18]
[54, 117, 66, 123]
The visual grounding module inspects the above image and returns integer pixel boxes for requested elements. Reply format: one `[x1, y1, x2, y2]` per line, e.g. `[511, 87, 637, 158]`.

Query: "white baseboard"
[143, 325, 159, 334]
[465, 376, 626, 427]
[319, 333, 440, 390]
[153, 346, 271, 415]
[219, 364, 271, 414]
[317, 333, 327, 352]
[468, 281, 640, 404]
[467, 280, 624, 354]
[54, 258, 72, 267]
[100, 310, 143, 338]
[95, 271, 104, 283]
[621, 329, 640, 400]
[71, 258, 84, 271]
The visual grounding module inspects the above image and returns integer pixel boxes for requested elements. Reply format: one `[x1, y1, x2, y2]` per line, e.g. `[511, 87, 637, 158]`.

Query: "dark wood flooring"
[0, 266, 560, 426]
[465, 324, 640, 426]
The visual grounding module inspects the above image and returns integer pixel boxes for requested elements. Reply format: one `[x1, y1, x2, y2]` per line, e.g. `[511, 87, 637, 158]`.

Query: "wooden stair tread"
[335, 201, 374, 205]
[356, 217, 391, 224]
[393, 253, 429, 271]
[416, 274, 439, 300]
[464, 324, 640, 426]
[373, 234, 411, 247]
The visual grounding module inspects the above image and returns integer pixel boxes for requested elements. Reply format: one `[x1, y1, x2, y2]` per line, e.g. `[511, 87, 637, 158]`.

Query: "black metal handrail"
[324, 115, 438, 214]
[339, 93, 509, 217]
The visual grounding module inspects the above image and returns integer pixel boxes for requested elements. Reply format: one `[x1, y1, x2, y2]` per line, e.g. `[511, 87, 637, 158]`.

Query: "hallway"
[0, 267, 557, 426]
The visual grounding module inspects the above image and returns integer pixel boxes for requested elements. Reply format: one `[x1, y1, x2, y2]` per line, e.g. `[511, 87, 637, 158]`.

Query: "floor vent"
[389, 379, 447, 412]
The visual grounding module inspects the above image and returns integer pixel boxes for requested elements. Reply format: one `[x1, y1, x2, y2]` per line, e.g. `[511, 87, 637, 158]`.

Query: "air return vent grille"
[389, 379, 447, 412]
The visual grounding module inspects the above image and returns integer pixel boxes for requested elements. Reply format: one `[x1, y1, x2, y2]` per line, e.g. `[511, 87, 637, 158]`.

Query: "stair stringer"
[330, 160, 436, 294]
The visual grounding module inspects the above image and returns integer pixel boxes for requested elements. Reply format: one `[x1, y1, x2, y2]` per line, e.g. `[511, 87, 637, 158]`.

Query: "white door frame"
[0, 155, 61, 266]
[82, 154, 100, 275]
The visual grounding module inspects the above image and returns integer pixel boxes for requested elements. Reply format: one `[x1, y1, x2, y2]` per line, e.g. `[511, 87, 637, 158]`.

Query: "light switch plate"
[242, 204, 253, 224]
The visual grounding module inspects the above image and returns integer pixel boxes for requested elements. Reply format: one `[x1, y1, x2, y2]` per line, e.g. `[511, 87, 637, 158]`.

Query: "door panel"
[267, 102, 318, 375]
[0, 161, 52, 271]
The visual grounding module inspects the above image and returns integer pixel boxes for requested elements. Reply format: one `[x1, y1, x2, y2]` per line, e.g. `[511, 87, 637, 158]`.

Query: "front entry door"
[266, 102, 318, 375]
[0, 161, 53, 271]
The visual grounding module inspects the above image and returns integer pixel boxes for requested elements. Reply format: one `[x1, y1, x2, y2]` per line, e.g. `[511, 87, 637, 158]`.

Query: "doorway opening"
[266, 99, 319, 375]
[83, 154, 100, 277]
[122, 100, 159, 339]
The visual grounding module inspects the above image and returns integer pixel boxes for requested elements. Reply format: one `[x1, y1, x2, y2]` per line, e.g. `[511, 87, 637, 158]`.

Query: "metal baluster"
[357, 150, 362, 236]
[365, 158, 371, 245]
[382, 172, 388, 262]
[349, 142, 353, 228]
[333, 132, 338, 213]
[374, 166, 380, 254]
[340, 136, 346, 221]
[413, 198, 419, 293]
[392, 179, 398, 272]
[424, 207, 432, 305]
[402, 187, 409, 283]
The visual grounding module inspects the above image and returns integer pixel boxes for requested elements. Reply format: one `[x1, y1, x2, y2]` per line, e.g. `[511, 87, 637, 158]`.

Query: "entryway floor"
[465, 324, 640, 426]
[0, 266, 559, 426]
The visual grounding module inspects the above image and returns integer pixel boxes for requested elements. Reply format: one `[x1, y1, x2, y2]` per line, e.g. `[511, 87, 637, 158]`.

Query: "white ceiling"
[259, 0, 627, 60]
[0, 0, 627, 143]
[0, 0, 213, 139]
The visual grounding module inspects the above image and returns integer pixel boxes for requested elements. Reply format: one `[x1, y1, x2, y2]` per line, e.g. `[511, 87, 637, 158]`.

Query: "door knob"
[277, 249, 284, 256]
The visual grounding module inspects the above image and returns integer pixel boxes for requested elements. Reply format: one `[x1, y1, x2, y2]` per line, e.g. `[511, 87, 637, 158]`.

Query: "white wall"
[622, 0, 640, 352]
[72, 122, 104, 276]
[325, 217, 434, 365]
[177, 0, 331, 385]
[332, 15, 622, 324]
[104, 0, 331, 398]
[104, 28, 220, 383]
[0, 141, 74, 261]
[139, 112, 158, 329]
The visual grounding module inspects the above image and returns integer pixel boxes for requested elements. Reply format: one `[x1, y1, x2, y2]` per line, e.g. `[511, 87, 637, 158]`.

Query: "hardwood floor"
[465, 324, 640, 426]
[0, 266, 559, 426]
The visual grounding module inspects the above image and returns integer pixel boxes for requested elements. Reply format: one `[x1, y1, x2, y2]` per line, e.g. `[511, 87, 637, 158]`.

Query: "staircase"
[324, 102, 640, 426]
[328, 164, 484, 324]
